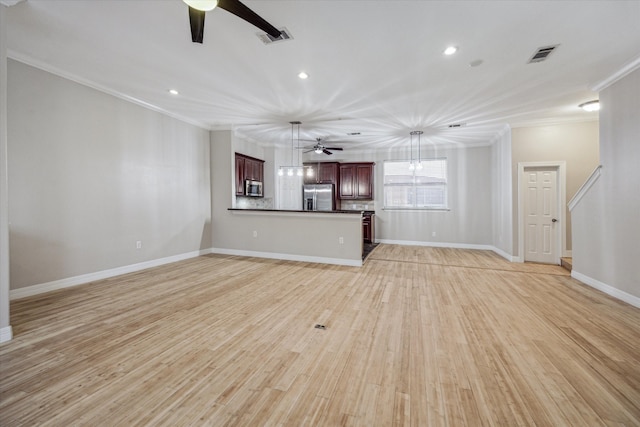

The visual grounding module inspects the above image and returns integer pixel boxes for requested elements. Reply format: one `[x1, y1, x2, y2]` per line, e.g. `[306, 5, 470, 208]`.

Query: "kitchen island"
[212, 209, 367, 266]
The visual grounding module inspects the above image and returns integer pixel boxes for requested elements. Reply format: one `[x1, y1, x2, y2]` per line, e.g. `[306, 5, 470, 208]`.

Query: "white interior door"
[524, 168, 558, 264]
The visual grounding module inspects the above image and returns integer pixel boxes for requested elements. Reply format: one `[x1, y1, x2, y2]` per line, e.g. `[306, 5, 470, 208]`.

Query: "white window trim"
[383, 158, 449, 210]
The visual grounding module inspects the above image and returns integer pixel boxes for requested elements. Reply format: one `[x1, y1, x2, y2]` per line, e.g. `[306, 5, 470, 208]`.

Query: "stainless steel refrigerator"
[303, 184, 335, 211]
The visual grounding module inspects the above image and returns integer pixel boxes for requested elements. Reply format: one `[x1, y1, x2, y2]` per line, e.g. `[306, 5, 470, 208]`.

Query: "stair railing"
[568, 165, 602, 211]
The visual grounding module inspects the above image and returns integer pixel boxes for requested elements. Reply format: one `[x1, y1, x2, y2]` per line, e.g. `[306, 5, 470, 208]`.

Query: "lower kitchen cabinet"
[363, 213, 375, 243]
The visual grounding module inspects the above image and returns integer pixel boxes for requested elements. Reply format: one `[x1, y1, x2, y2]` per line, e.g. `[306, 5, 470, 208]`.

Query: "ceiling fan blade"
[217, 0, 281, 39]
[325, 147, 343, 151]
[303, 149, 315, 153]
[188, 6, 205, 43]
[323, 149, 333, 155]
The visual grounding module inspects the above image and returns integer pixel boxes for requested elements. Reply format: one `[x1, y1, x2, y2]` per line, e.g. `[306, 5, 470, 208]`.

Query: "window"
[383, 159, 448, 209]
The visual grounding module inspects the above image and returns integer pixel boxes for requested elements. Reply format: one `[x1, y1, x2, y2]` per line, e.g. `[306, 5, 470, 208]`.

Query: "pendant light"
[409, 131, 423, 170]
[409, 132, 415, 170]
[413, 131, 423, 170]
[278, 121, 304, 177]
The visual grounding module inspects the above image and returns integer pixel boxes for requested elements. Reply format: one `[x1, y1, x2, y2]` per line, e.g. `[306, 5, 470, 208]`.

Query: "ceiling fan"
[184, 0, 281, 44]
[302, 138, 344, 156]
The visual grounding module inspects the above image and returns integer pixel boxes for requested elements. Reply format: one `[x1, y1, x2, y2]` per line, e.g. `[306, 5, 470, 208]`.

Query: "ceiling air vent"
[448, 123, 467, 128]
[257, 27, 293, 45]
[528, 44, 559, 63]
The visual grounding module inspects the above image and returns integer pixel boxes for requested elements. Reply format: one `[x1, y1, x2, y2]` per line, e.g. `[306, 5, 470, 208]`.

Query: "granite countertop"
[228, 208, 375, 215]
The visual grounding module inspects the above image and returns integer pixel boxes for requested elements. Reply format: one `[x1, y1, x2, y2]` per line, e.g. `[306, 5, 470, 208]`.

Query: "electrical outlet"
[136, 240, 142, 249]
[431, 232, 436, 237]
[253, 230, 258, 238]
[339, 237, 344, 244]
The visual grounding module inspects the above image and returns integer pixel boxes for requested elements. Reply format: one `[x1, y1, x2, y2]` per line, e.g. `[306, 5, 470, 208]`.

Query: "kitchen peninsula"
[220, 208, 371, 266]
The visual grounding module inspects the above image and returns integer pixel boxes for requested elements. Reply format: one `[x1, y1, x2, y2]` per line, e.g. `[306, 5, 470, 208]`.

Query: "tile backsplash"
[236, 197, 274, 209]
[341, 201, 375, 211]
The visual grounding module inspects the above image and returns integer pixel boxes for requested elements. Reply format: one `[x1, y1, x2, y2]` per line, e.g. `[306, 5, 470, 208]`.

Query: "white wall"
[7, 60, 212, 290]
[491, 126, 513, 258]
[572, 67, 640, 301]
[301, 144, 495, 247]
[0, 4, 12, 342]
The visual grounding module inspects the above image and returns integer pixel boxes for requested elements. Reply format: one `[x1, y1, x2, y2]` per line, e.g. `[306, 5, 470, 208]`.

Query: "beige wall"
[8, 60, 212, 290]
[511, 122, 600, 255]
[572, 67, 640, 300]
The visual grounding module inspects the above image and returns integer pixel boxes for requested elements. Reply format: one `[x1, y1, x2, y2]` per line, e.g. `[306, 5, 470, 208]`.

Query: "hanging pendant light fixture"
[409, 131, 424, 170]
[279, 121, 304, 177]
[412, 131, 423, 170]
[409, 132, 415, 170]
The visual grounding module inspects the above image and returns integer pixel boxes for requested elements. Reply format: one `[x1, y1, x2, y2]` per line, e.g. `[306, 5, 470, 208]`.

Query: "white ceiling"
[5, 0, 640, 149]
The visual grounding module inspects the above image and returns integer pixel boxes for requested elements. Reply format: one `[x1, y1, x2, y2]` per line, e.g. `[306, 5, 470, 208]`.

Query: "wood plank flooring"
[1, 244, 640, 426]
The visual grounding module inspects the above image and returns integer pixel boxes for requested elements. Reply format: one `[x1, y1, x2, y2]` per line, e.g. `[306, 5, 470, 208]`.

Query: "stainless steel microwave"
[245, 180, 263, 197]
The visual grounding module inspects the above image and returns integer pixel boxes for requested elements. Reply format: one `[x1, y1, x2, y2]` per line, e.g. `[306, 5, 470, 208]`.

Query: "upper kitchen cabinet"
[235, 153, 264, 195]
[303, 162, 339, 185]
[339, 163, 374, 200]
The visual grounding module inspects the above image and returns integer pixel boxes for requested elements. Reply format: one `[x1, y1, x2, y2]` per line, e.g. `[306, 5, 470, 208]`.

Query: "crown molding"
[0, 0, 25, 6]
[7, 50, 213, 131]
[592, 54, 640, 92]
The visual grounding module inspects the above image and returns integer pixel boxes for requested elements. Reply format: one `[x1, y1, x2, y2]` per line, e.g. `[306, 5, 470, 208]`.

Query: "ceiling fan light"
[287, 168, 294, 177]
[183, 0, 218, 11]
[315, 148, 323, 154]
[579, 100, 600, 112]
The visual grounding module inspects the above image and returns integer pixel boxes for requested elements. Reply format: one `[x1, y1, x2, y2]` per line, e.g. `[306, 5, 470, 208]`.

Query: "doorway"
[517, 162, 566, 265]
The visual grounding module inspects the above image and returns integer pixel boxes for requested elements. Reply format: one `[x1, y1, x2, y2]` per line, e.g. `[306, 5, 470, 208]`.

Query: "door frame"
[517, 161, 567, 264]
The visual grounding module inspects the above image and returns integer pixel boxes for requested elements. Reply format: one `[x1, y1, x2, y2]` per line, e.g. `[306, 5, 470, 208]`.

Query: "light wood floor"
[2, 244, 640, 426]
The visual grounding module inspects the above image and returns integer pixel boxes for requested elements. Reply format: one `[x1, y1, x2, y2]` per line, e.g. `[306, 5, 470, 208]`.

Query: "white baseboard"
[377, 239, 494, 251]
[376, 239, 519, 262]
[0, 326, 13, 343]
[211, 248, 362, 267]
[491, 246, 518, 262]
[572, 270, 640, 309]
[10, 248, 213, 300]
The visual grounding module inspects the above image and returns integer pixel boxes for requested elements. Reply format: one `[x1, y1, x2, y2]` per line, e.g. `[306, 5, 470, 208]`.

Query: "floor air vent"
[528, 45, 559, 63]
[257, 27, 293, 45]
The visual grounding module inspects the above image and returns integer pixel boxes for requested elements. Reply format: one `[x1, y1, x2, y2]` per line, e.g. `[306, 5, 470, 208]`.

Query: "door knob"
[551, 218, 558, 223]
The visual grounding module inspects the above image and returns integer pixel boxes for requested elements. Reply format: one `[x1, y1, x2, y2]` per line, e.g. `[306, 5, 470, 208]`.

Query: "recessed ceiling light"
[443, 46, 458, 56]
[298, 72, 309, 79]
[168, 89, 179, 95]
[579, 100, 599, 112]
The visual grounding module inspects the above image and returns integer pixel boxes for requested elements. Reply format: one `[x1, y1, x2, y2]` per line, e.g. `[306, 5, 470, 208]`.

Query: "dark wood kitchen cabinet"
[339, 163, 374, 200]
[303, 162, 339, 185]
[235, 153, 264, 196]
